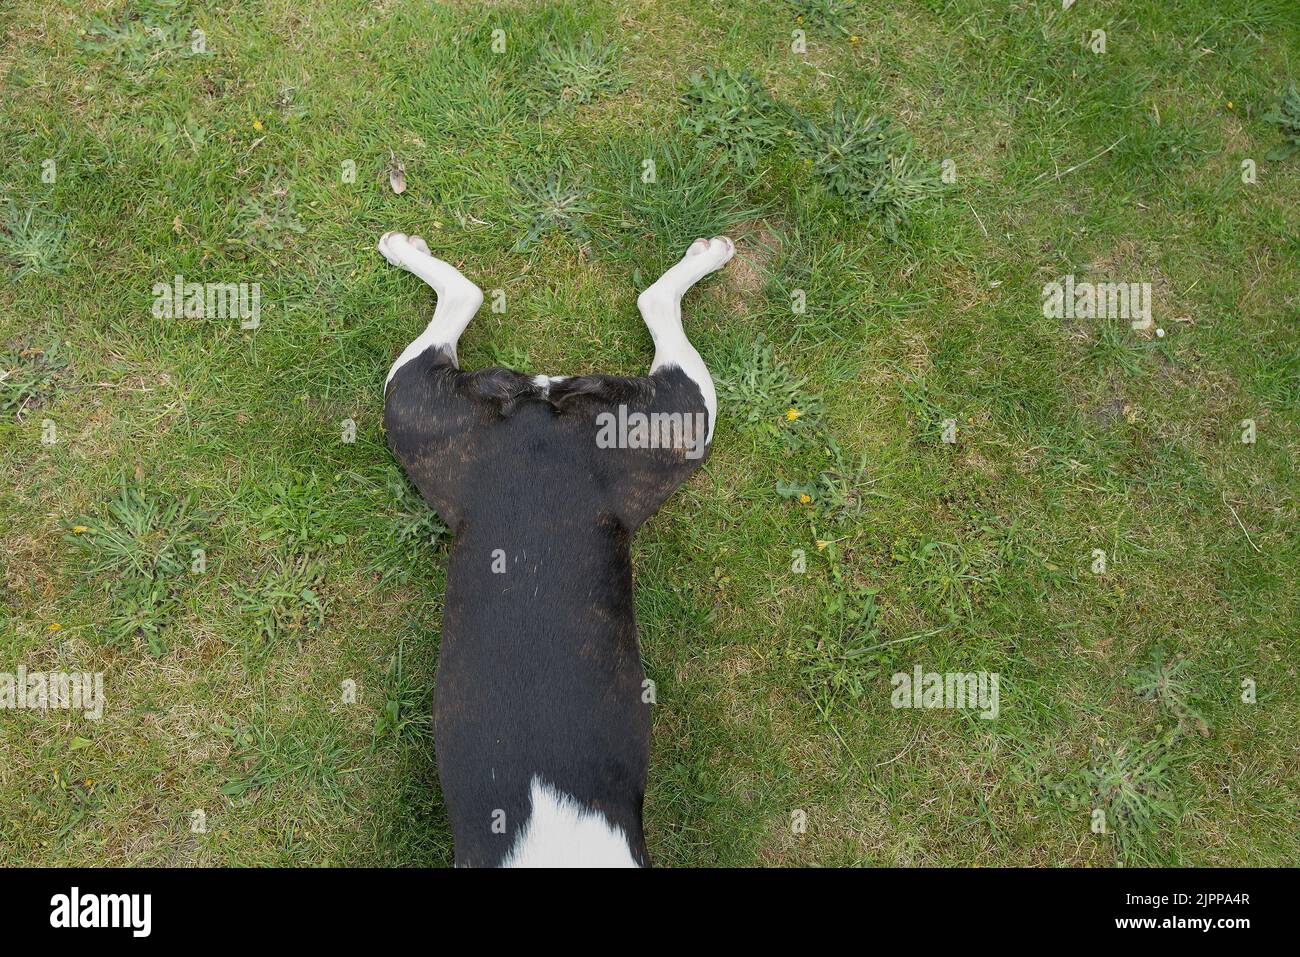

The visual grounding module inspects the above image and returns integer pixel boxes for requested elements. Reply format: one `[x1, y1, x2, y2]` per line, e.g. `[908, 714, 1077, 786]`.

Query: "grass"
[1, 341, 67, 418]
[680, 67, 785, 171]
[1, 0, 1297, 867]
[528, 35, 625, 115]
[1, 204, 67, 280]
[65, 484, 206, 654]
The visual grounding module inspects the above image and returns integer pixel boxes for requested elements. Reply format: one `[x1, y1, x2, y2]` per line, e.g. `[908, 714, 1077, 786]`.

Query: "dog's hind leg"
[379, 231, 485, 387]
[636, 236, 734, 444]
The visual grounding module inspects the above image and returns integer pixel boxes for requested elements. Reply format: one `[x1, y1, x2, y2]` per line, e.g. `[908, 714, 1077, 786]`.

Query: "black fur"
[384, 345, 709, 866]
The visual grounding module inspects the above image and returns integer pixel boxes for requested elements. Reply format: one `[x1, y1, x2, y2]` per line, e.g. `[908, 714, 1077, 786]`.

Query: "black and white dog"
[379, 231, 734, 866]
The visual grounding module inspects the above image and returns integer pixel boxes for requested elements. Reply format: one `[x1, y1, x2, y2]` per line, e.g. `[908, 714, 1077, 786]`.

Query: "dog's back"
[378, 231, 733, 865]
[385, 345, 709, 866]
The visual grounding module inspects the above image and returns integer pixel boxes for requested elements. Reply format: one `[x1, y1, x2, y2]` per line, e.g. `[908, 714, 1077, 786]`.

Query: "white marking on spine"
[529, 374, 569, 397]
[501, 776, 640, 868]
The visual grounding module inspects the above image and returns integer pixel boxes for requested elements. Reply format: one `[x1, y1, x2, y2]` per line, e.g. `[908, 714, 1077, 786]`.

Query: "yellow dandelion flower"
[72, 525, 88, 534]
[815, 540, 828, 551]
[785, 408, 802, 421]
[48, 623, 61, 631]
[799, 493, 811, 504]
[252, 119, 264, 131]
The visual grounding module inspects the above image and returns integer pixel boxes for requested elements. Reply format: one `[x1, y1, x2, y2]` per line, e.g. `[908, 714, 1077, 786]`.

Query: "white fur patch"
[651, 344, 717, 445]
[501, 777, 640, 868]
[378, 231, 483, 390]
[638, 236, 732, 445]
[386, 322, 453, 391]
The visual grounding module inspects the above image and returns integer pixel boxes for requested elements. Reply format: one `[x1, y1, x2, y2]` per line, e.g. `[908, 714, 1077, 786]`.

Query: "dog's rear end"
[380, 232, 732, 866]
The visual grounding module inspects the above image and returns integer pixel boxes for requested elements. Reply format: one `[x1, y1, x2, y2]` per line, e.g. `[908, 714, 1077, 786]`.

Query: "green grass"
[1, 0, 1297, 867]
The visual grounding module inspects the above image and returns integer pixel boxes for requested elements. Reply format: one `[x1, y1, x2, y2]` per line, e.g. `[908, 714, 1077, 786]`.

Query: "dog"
[379, 231, 735, 866]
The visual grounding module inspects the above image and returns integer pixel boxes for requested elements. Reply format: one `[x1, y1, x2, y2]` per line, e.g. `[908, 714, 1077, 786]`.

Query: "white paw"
[682, 235, 735, 272]
[378, 230, 410, 266]
[377, 231, 432, 268]
[710, 235, 736, 263]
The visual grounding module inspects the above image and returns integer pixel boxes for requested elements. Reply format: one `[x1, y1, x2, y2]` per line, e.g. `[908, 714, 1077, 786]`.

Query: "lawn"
[1, 0, 1297, 867]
